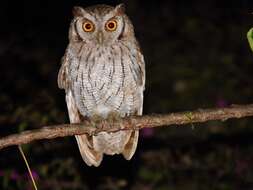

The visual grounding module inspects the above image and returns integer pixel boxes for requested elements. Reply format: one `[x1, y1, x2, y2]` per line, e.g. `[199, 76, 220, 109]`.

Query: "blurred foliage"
[0, 0, 253, 189]
[248, 28, 253, 52]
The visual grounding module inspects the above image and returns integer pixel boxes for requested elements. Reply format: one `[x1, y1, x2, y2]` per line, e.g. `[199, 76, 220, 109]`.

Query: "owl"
[58, 4, 145, 167]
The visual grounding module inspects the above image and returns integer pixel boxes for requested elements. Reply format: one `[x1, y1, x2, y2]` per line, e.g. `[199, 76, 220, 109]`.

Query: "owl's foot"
[90, 114, 104, 123]
[89, 114, 106, 132]
[90, 112, 123, 131]
[107, 112, 121, 123]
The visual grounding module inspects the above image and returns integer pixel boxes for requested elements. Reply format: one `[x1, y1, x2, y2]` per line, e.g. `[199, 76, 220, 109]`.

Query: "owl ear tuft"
[114, 4, 125, 15]
[72, 6, 85, 17]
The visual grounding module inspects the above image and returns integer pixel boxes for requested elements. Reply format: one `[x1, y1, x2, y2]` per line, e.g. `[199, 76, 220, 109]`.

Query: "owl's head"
[69, 4, 134, 46]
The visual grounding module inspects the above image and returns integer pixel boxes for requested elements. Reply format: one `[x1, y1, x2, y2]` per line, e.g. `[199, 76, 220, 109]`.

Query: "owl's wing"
[133, 45, 146, 94]
[134, 44, 145, 115]
[58, 53, 70, 90]
[58, 52, 103, 167]
[66, 90, 103, 167]
[123, 45, 145, 160]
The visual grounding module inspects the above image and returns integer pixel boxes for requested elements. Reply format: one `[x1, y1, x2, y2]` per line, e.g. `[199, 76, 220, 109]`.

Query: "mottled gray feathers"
[58, 4, 145, 167]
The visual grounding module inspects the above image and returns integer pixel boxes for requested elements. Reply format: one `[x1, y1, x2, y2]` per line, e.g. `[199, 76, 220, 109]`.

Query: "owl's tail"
[122, 130, 139, 160]
[75, 135, 103, 167]
[75, 130, 139, 167]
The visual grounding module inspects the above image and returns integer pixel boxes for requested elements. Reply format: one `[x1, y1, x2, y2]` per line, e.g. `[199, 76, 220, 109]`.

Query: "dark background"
[1, 0, 253, 189]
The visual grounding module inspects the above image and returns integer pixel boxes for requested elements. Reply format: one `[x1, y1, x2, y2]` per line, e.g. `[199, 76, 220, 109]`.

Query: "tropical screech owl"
[57, 4, 145, 167]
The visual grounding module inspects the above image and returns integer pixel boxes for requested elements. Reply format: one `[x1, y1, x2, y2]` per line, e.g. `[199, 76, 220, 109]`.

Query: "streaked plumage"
[58, 4, 145, 166]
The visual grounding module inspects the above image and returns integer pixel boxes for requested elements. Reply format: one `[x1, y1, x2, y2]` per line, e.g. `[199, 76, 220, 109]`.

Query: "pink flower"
[141, 128, 154, 138]
[24, 170, 39, 180]
[10, 170, 20, 180]
[216, 98, 228, 108]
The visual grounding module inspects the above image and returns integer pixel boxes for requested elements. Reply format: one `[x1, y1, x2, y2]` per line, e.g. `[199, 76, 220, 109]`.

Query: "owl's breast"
[68, 45, 142, 117]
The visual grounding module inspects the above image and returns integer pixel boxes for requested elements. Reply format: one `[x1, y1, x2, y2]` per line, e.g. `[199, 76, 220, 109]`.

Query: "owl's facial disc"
[73, 5, 125, 46]
[94, 17, 120, 45]
[100, 16, 124, 46]
[96, 31, 104, 44]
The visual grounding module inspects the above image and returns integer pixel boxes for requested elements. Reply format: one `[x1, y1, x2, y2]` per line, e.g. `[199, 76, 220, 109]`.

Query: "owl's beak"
[97, 31, 104, 45]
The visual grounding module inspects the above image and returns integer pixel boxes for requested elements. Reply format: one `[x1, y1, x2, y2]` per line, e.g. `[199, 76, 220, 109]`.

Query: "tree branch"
[1, 104, 253, 150]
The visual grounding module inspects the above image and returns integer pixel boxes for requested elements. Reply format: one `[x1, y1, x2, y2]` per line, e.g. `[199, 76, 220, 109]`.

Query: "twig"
[1, 104, 253, 150]
[18, 145, 38, 190]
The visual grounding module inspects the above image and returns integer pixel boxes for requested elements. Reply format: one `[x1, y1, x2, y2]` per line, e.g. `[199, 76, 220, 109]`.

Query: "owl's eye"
[105, 20, 117, 31]
[82, 21, 94, 32]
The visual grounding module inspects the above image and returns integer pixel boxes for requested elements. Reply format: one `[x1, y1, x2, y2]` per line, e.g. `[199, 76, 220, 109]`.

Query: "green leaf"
[247, 28, 253, 52]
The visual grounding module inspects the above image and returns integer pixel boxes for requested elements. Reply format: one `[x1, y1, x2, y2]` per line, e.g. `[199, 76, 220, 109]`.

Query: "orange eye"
[105, 20, 117, 31]
[82, 21, 94, 32]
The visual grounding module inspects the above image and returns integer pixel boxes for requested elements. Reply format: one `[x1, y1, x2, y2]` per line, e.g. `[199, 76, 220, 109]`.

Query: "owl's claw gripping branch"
[1, 104, 253, 150]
